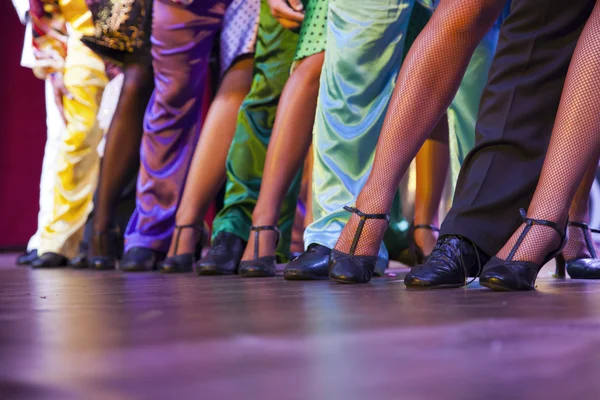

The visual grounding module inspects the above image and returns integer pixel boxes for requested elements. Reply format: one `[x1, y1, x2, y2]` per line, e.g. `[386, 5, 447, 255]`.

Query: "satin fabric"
[125, 0, 229, 253]
[304, 0, 415, 261]
[38, 36, 108, 258]
[33, 0, 108, 258]
[211, 0, 300, 260]
[28, 80, 66, 252]
[305, 0, 501, 263]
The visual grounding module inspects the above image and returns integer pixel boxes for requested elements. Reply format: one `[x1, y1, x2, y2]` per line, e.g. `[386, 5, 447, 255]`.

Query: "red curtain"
[0, 6, 47, 249]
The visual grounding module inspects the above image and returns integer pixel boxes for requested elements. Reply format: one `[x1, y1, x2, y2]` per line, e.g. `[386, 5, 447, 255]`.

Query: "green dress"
[295, 0, 328, 61]
[211, 0, 301, 261]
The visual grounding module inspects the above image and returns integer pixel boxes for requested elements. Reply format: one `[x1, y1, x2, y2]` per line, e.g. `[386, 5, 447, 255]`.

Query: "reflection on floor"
[1, 254, 600, 399]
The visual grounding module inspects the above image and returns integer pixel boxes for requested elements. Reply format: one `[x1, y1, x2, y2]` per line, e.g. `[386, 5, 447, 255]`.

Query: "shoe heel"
[553, 253, 566, 278]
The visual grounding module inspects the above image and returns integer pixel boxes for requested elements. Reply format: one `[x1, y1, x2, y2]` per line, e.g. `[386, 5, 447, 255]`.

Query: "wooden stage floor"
[2, 254, 600, 399]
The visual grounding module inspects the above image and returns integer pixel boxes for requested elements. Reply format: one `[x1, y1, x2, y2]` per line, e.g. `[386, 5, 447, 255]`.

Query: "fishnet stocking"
[242, 52, 324, 261]
[562, 163, 599, 259]
[414, 113, 449, 256]
[168, 57, 254, 257]
[92, 61, 154, 254]
[335, 0, 506, 256]
[497, 3, 600, 263]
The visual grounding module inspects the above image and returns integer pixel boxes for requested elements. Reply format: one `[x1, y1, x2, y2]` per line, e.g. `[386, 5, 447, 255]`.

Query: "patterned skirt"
[82, 0, 153, 65]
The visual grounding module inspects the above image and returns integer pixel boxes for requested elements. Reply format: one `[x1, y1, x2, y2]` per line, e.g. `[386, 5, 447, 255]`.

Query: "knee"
[437, 1, 500, 37]
[292, 52, 325, 87]
[122, 64, 154, 96]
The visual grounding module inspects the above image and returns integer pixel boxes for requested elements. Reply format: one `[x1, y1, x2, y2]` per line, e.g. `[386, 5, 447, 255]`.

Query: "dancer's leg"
[334, 0, 506, 256]
[92, 61, 154, 236]
[167, 57, 254, 256]
[413, 116, 449, 256]
[562, 164, 599, 260]
[124, 0, 223, 254]
[241, 52, 324, 261]
[210, 0, 300, 261]
[496, 3, 600, 263]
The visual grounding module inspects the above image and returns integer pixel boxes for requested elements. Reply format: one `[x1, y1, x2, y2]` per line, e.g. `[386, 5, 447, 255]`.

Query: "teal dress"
[304, 0, 502, 265]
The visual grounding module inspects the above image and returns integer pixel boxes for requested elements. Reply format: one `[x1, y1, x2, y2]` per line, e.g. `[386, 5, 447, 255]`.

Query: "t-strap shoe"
[480, 209, 567, 291]
[239, 225, 280, 278]
[329, 206, 390, 284]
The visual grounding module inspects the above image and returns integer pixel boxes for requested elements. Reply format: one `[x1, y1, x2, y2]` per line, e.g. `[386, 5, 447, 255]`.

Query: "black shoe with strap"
[410, 222, 440, 266]
[161, 224, 204, 273]
[480, 209, 567, 291]
[195, 232, 246, 276]
[564, 221, 600, 279]
[329, 206, 390, 284]
[120, 247, 165, 272]
[89, 229, 122, 270]
[404, 235, 489, 289]
[239, 225, 280, 278]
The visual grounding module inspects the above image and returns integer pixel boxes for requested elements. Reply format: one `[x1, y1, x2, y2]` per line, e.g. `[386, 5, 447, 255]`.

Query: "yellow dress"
[31, 0, 108, 258]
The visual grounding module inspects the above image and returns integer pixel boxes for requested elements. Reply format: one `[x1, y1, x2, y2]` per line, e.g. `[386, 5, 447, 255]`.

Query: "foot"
[404, 235, 489, 289]
[120, 247, 165, 272]
[89, 230, 121, 270]
[563, 221, 600, 279]
[239, 257, 277, 278]
[479, 210, 566, 291]
[283, 243, 331, 280]
[161, 254, 195, 273]
[31, 252, 68, 269]
[329, 250, 378, 284]
[16, 250, 38, 266]
[195, 232, 246, 276]
[69, 252, 89, 269]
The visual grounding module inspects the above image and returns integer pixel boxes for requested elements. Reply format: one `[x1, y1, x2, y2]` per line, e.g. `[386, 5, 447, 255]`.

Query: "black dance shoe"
[329, 206, 390, 284]
[69, 252, 89, 269]
[31, 252, 68, 268]
[89, 230, 122, 270]
[239, 226, 280, 278]
[16, 250, 38, 266]
[479, 209, 567, 291]
[404, 235, 489, 289]
[564, 221, 600, 279]
[120, 247, 165, 272]
[160, 224, 204, 273]
[195, 232, 246, 276]
[283, 243, 331, 280]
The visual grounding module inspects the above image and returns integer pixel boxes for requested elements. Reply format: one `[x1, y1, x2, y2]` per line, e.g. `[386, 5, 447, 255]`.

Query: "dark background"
[1, 4, 46, 249]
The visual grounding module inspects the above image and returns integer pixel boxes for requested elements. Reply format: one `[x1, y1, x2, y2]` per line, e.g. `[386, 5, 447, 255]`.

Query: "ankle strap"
[568, 220, 599, 258]
[250, 225, 281, 259]
[507, 209, 566, 261]
[569, 221, 600, 234]
[343, 206, 390, 255]
[414, 224, 440, 233]
[173, 224, 205, 256]
[343, 206, 390, 222]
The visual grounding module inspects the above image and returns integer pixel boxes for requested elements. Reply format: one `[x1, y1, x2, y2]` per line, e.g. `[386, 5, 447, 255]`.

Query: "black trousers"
[440, 0, 595, 256]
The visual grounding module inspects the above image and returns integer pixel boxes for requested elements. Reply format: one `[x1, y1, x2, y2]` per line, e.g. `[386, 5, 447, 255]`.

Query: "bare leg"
[167, 57, 254, 256]
[92, 61, 154, 243]
[414, 114, 449, 256]
[335, 0, 506, 256]
[242, 52, 324, 261]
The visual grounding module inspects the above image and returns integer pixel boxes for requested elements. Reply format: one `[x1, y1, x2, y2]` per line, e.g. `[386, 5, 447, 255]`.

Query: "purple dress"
[124, 0, 259, 253]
